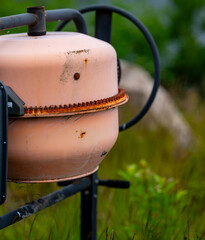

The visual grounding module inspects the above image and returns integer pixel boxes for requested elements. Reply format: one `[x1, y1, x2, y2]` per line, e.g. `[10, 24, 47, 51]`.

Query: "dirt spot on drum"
[79, 131, 86, 138]
[60, 55, 70, 84]
[67, 49, 90, 55]
[100, 151, 107, 157]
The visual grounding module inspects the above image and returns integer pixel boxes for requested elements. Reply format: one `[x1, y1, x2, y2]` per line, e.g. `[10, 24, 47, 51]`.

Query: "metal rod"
[98, 179, 130, 188]
[58, 178, 130, 189]
[0, 13, 37, 30]
[0, 177, 91, 229]
[46, 9, 87, 34]
[95, 10, 112, 43]
[81, 172, 97, 240]
[0, 9, 87, 34]
[0, 81, 8, 205]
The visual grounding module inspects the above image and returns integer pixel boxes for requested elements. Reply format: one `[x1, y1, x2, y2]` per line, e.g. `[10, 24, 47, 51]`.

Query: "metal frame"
[0, 172, 129, 240]
[0, 7, 87, 35]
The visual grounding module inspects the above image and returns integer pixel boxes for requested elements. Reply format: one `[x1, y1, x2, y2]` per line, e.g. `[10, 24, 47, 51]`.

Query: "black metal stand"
[81, 172, 98, 240]
[0, 171, 129, 239]
[80, 172, 130, 240]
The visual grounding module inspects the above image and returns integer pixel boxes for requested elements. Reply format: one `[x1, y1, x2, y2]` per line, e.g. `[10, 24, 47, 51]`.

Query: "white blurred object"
[120, 60, 194, 149]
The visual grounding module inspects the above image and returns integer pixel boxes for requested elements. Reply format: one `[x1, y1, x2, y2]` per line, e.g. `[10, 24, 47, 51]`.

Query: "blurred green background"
[1, 0, 205, 91]
[1, 0, 205, 239]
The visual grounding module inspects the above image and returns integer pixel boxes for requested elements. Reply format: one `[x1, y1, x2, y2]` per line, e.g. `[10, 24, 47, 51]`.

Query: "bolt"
[94, 194, 97, 199]
[3, 141, 6, 144]
[74, 72, 80, 80]
[1, 86, 3, 89]
[84, 190, 90, 195]
[8, 102, 13, 108]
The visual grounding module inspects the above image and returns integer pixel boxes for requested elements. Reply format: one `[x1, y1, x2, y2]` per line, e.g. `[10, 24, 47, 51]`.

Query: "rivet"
[74, 72, 80, 80]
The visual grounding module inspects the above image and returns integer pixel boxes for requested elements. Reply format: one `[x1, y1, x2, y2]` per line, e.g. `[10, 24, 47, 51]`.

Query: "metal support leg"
[81, 172, 97, 240]
[0, 81, 8, 205]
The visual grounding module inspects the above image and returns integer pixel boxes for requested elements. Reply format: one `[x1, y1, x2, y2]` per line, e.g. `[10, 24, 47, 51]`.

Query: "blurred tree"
[166, 0, 205, 92]
[1, 0, 205, 92]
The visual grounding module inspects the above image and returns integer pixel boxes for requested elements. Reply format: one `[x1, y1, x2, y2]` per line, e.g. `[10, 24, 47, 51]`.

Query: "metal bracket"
[0, 82, 25, 205]
[6, 86, 25, 116]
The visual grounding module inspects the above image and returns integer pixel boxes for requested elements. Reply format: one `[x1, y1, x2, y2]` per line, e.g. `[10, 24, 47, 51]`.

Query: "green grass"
[1, 92, 205, 239]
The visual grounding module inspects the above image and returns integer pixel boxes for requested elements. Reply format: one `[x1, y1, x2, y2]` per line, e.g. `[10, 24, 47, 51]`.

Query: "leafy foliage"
[119, 160, 189, 239]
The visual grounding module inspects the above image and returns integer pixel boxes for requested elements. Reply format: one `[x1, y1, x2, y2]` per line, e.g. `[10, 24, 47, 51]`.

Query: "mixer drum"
[0, 32, 128, 182]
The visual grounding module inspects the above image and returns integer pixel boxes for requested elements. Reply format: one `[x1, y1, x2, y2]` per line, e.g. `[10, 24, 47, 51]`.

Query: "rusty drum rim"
[14, 88, 128, 118]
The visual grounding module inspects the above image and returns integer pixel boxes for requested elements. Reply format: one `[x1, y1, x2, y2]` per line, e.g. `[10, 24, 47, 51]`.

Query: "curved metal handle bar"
[46, 9, 87, 34]
[0, 9, 87, 34]
[0, 13, 37, 30]
[56, 5, 160, 131]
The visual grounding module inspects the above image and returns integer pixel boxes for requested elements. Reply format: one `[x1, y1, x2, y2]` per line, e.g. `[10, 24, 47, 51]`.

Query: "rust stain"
[79, 131, 86, 139]
[67, 49, 90, 55]
[60, 50, 89, 84]
[84, 58, 88, 64]
[23, 88, 128, 117]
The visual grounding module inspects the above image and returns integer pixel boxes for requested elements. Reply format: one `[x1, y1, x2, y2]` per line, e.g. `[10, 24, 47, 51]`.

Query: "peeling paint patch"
[59, 56, 70, 84]
[67, 49, 90, 55]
